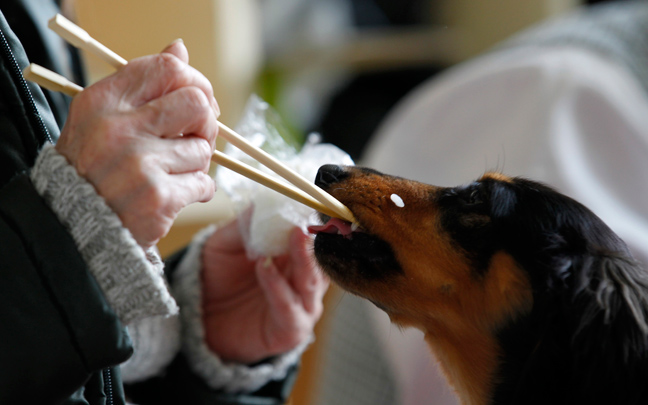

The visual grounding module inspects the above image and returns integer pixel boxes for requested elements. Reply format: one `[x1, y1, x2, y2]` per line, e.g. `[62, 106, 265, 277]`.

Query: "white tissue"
[216, 95, 354, 258]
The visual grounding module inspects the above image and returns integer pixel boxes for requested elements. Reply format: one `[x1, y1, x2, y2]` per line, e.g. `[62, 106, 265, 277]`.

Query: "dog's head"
[309, 165, 648, 403]
[309, 166, 539, 330]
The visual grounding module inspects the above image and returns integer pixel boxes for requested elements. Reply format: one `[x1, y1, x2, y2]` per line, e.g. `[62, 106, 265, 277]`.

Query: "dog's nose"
[315, 164, 349, 188]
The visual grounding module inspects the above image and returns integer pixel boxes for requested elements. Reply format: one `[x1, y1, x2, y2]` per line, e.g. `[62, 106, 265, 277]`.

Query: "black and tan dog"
[308, 165, 648, 405]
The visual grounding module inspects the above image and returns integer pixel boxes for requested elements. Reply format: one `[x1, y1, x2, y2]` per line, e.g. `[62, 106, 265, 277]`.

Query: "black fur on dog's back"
[442, 177, 648, 404]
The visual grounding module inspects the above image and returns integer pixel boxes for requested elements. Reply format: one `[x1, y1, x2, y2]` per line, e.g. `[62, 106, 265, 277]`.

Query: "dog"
[308, 164, 648, 405]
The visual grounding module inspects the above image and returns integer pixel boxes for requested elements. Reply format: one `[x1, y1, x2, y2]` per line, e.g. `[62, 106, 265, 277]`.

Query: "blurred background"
[72, 0, 592, 254]
[67, 0, 637, 404]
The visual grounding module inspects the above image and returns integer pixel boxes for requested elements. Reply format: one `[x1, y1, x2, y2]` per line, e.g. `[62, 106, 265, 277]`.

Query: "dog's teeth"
[351, 222, 359, 232]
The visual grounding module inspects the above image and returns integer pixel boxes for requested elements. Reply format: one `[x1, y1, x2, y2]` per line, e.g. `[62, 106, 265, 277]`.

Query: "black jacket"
[0, 3, 295, 404]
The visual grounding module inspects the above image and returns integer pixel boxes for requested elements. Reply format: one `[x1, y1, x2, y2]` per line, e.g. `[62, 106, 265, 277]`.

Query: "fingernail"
[213, 101, 221, 120]
[170, 38, 184, 45]
[263, 257, 273, 269]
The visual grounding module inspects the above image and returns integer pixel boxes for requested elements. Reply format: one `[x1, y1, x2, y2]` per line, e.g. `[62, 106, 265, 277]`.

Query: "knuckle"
[135, 218, 170, 248]
[152, 53, 186, 89]
[141, 102, 164, 131]
[183, 86, 210, 111]
[124, 149, 149, 173]
[187, 92, 218, 143]
[151, 217, 172, 240]
[157, 52, 185, 74]
[177, 137, 212, 169]
[193, 138, 213, 163]
[312, 301, 324, 319]
[141, 189, 173, 225]
[193, 172, 214, 201]
[144, 181, 168, 211]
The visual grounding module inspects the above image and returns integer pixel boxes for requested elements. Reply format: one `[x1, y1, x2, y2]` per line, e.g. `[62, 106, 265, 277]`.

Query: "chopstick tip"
[48, 13, 67, 30]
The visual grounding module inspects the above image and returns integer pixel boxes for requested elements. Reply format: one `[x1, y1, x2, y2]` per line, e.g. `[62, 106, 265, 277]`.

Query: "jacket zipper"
[103, 368, 114, 405]
[0, 27, 54, 145]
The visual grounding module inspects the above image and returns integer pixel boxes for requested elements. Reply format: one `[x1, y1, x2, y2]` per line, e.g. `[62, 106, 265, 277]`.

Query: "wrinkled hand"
[55, 41, 219, 248]
[201, 219, 329, 364]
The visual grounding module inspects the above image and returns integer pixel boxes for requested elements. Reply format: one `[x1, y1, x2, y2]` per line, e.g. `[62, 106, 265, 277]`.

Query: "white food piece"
[216, 96, 354, 259]
[390, 193, 405, 208]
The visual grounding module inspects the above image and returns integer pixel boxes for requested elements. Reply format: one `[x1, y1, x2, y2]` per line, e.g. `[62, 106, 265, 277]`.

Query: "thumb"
[161, 38, 189, 64]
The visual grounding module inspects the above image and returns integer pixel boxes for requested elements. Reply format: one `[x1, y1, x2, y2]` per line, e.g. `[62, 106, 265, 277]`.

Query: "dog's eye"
[439, 183, 487, 210]
[468, 189, 482, 205]
[463, 185, 484, 206]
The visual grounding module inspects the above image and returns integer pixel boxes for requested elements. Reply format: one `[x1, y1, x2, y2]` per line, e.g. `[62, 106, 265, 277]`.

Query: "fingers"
[129, 54, 217, 111]
[163, 137, 213, 174]
[135, 86, 219, 149]
[256, 258, 300, 314]
[107, 40, 220, 119]
[168, 170, 216, 205]
[99, 168, 215, 247]
[136, 170, 215, 217]
[256, 228, 329, 320]
[54, 39, 222, 249]
[161, 39, 189, 64]
[288, 228, 329, 313]
[256, 258, 308, 349]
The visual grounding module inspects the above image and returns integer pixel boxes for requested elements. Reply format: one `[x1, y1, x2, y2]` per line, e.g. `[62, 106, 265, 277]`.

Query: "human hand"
[55, 40, 219, 248]
[200, 219, 329, 364]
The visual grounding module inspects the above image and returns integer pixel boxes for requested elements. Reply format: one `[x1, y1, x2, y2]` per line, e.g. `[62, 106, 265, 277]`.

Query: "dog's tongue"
[308, 218, 354, 236]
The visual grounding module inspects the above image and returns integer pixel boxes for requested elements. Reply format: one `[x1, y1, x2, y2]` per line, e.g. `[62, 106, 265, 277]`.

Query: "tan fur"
[421, 253, 533, 405]
[482, 172, 513, 183]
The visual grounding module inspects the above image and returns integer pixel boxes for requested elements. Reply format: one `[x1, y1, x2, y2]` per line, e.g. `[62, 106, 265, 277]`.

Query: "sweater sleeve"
[29, 143, 178, 324]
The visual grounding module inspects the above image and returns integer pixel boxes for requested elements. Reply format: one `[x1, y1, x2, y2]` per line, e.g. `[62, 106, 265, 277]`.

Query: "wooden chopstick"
[48, 14, 127, 69]
[46, 14, 355, 223]
[23, 63, 83, 97]
[212, 150, 340, 218]
[214, 121, 354, 221]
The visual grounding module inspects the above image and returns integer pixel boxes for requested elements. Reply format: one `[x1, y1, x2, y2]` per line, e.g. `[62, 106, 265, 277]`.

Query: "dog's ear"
[571, 253, 648, 344]
[505, 251, 648, 403]
[561, 252, 648, 388]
